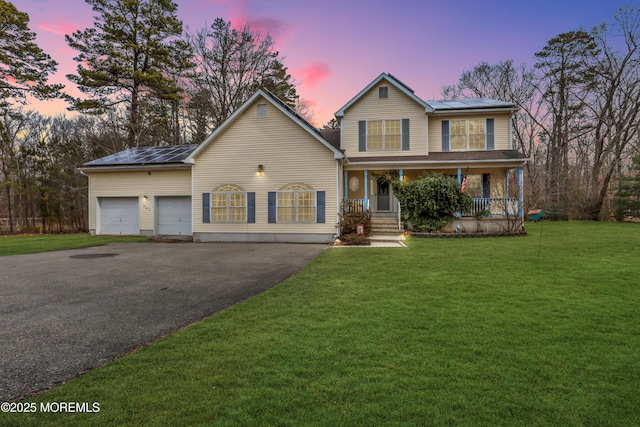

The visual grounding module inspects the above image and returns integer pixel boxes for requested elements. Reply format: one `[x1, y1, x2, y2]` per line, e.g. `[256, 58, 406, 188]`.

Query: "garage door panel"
[100, 197, 139, 235]
[157, 196, 191, 235]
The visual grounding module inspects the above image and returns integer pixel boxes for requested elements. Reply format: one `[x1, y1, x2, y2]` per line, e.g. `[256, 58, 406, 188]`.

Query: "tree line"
[442, 5, 640, 221]
[1, 0, 639, 233]
[0, 0, 301, 233]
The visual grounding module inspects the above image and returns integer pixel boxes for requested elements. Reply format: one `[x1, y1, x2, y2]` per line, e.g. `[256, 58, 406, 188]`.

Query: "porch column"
[343, 170, 348, 203]
[457, 167, 462, 184]
[518, 166, 524, 221]
[399, 169, 403, 180]
[505, 170, 510, 197]
[364, 169, 369, 210]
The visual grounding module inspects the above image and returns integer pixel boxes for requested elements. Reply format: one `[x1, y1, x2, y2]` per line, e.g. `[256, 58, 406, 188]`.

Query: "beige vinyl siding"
[88, 169, 191, 233]
[428, 113, 511, 152]
[342, 83, 427, 157]
[193, 96, 338, 235]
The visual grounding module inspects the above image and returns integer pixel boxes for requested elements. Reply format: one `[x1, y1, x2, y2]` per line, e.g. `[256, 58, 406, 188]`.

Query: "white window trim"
[276, 190, 317, 223]
[450, 119, 487, 151]
[210, 191, 247, 223]
[366, 119, 402, 151]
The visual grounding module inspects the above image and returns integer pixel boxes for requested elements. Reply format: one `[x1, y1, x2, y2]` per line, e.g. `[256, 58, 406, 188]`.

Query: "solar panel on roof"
[83, 144, 198, 167]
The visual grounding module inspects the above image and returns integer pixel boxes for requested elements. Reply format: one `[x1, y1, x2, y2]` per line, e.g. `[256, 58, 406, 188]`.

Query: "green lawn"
[3, 222, 639, 426]
[0, 233, 148, 256]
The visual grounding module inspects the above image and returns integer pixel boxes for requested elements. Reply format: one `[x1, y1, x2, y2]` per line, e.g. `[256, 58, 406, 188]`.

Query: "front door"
[377, 180, 390, 211]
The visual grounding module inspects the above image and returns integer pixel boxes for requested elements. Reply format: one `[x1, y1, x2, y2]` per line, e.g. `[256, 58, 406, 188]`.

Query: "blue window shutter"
[247, 192, 255, 223]
[202, 193, 210, 223]
[401, 118, 410, 150]
[358, 120, 366, 151]
[482, 174, 491, 198]
[442, 120, 450, 152]
[486, 118, 495, 150]
[316, 191, 326, 223]
[268, 192, 276, 223]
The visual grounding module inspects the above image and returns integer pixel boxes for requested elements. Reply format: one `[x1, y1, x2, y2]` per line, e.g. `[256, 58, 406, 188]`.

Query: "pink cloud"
[38, 20, 78, 36]
[294, 62, 331, 89]
[228, 0, 291, 43]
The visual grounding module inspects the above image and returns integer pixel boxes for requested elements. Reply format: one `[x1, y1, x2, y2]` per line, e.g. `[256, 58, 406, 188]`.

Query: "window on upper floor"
[451, 119, 485, 150]
[366, 119, 401, 150]
[379, 86, 388, 99]
[442, 118, 494, 151]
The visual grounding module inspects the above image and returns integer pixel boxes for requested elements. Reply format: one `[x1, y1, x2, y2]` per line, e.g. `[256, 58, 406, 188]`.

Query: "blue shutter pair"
[268, 191, 326, 223]
[202, 192, 256, 223]
[441, 119, 494, 151]
[359, 120, 410, 151]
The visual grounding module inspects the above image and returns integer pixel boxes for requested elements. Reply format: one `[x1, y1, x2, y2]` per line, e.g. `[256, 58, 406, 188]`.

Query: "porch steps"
[370, 215, 404, 243]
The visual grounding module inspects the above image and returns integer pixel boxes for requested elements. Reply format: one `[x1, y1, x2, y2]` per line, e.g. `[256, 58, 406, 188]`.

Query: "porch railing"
[462, 198, 519, 217]
[344, 199, 366, 213]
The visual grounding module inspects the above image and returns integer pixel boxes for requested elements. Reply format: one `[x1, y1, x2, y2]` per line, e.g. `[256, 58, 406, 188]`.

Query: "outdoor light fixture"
[143, 195, 148, 200]
[257, 164, 265, 176]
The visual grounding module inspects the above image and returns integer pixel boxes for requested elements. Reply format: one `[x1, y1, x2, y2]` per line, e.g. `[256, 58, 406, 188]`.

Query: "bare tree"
[185, 18, 298, 132]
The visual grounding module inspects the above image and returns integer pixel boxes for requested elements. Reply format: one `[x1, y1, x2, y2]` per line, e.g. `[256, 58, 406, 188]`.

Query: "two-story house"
[81, 73, 528, 242]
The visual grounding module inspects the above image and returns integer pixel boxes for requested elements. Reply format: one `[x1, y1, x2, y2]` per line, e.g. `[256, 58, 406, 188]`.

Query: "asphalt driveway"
[0, 241, 326, 402]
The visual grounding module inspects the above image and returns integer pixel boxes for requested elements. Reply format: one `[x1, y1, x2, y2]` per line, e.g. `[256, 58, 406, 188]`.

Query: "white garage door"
[100, 197, 139, 235]
[157, 196, 192, 235]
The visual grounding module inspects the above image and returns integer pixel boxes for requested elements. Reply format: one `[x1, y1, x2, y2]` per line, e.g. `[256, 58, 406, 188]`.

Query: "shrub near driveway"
[0, 234, 148, 256]
[4, 222, 640, 426]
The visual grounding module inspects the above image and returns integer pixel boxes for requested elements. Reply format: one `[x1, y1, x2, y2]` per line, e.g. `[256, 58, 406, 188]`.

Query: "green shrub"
[392, 173, 472, 232]
[339, 207, 371, 245]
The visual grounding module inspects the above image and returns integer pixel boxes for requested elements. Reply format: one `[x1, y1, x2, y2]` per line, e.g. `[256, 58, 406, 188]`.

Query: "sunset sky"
[19, 0, 627, 126]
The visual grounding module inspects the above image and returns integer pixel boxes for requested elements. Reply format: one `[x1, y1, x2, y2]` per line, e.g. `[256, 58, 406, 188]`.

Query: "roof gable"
[187, 89, 344, 161]
[335, 73, 432, 117]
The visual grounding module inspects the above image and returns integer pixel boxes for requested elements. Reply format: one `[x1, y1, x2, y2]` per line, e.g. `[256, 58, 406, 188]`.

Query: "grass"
[0, 233, 148, 256]
[2, 222, 639, 426]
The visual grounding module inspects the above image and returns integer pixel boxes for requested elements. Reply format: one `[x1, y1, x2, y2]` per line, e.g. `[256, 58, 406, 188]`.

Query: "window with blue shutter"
[247, 192, 255, 223]
[401, 119, 410, 150]
[316, 191, 325, 223]
[202, 193, 210, 223]
[486, 118, 494, 150]
[442, 120, 450, 152]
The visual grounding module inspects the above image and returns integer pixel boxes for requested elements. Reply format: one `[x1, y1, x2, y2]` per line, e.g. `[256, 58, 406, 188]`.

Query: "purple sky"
[20, 0, 624, 126]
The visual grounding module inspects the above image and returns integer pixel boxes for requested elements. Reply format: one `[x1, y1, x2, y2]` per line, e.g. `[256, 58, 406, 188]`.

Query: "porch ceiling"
[344, 150, 529, 169]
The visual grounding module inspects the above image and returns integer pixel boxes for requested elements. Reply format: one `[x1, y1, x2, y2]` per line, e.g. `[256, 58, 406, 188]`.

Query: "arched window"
[211, 184, 246, 222]
[277, 183, 315, 222]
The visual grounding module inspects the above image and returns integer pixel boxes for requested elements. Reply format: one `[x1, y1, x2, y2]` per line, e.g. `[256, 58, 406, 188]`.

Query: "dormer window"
[378, 86, 388, 99]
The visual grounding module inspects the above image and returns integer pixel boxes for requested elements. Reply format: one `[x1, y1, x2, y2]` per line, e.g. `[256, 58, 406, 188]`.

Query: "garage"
[99, 197, 139, 235]
[156, 196, 192, 235]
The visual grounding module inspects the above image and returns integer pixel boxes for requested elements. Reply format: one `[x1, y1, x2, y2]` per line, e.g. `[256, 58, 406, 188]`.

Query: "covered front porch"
[343, 166, 525, 221]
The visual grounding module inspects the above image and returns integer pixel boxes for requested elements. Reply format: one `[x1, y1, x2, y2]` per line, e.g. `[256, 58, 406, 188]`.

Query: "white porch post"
[518, 166, 524, 222]
[364, 169, 369, 210]
[343, 170, 348, 203]
[505, 170, 510, 197]
[457, 167, 462, 184]
[399, 169, 403, 180]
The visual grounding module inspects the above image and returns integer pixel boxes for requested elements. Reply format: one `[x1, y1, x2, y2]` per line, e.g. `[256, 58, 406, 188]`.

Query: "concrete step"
[369, 233, 406, 242]
[371, 227, 403, 233]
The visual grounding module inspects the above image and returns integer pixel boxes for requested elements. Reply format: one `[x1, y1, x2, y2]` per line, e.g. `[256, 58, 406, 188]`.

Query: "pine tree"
[66, 0, 193, 147]
[0, 0, 63, 106]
